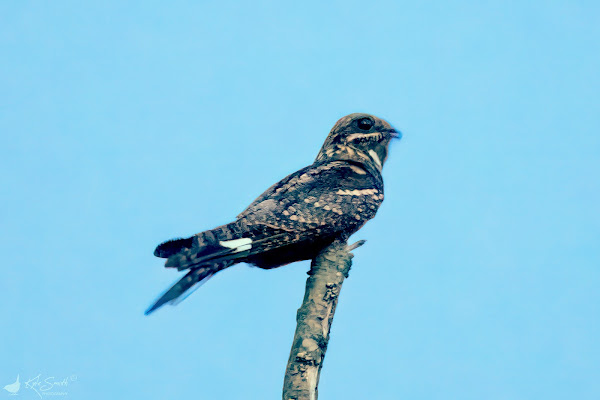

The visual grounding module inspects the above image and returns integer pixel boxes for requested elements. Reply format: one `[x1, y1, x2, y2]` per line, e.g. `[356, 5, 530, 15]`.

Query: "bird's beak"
[384, 128, 402, 140]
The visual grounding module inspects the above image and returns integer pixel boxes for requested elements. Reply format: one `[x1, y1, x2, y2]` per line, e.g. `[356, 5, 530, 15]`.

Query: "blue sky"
[1, 1, 599, 399]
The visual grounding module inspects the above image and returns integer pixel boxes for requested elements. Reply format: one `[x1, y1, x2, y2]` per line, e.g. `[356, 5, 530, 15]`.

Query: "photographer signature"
[24, 374, 77, 398]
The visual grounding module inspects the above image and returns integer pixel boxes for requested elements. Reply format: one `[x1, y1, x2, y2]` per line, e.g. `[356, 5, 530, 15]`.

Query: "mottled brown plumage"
[145, 113, 400, 314]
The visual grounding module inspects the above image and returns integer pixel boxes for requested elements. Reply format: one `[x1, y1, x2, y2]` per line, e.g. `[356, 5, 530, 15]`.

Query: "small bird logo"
[3, 374, 20, 394]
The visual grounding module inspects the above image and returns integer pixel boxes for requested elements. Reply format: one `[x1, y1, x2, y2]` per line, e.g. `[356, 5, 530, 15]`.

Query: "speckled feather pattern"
[164, 161, 383, 270]
[145, 113, 397, 314]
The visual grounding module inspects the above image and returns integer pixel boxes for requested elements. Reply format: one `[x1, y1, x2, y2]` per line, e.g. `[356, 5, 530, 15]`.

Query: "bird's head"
[315, 113, 400, 172]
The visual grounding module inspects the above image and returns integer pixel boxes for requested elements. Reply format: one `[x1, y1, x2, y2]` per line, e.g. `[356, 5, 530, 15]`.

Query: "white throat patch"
[368, 149, 382, 169]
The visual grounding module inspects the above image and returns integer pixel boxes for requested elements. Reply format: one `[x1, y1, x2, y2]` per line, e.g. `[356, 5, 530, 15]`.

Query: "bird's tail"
[153, 221, 244, 258]
[154, 221, 253, 271]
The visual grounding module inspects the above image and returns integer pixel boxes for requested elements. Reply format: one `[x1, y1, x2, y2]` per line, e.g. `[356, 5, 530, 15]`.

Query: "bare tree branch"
[282, 239, 365, 400]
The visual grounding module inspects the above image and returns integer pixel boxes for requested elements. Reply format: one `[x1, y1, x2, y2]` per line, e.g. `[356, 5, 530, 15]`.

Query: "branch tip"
[346, 240, 366, 252]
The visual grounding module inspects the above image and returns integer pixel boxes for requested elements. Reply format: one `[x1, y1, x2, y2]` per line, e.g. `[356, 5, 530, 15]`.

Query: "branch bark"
[282, 239, 365, 400]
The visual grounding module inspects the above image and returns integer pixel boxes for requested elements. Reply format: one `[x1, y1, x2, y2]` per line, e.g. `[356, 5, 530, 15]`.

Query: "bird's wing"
[238, 160, 384, 237]
[236, 164, 315, 219]
[161, 161, 383, 273]
[144, 266, 218, 315]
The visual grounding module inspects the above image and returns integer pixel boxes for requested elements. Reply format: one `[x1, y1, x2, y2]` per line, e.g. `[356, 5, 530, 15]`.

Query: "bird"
[3, 374, 20, 394]
[145, 113, 400, 315]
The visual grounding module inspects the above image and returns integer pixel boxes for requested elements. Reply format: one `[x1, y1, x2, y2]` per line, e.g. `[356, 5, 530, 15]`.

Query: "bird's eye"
[357, 118, 373, 130]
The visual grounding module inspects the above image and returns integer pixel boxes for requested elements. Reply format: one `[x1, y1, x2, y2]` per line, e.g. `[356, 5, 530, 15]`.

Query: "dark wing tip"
[144, 302, 162, 316]
[144, 268, 215, 315]
[144, 293, 171, 315]
[144, 278, 182, 315]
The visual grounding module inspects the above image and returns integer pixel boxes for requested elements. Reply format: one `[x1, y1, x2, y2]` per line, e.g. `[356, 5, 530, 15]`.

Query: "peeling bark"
[282, 239, 365, 400]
